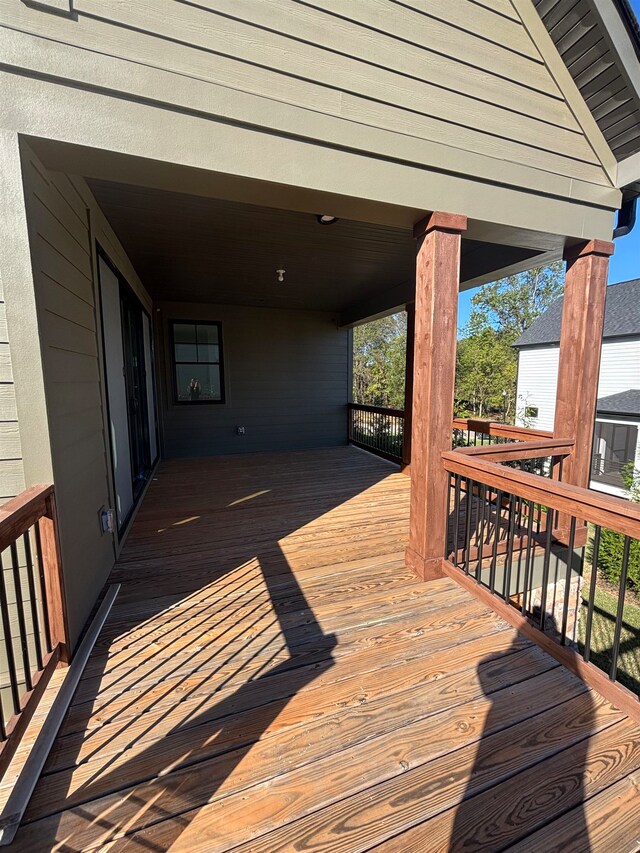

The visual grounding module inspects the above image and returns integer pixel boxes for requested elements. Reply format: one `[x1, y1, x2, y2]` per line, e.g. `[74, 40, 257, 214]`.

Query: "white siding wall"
[597, 339, 640, 398]
[516, 346, 560, 431]
[516, 337, 640, 432]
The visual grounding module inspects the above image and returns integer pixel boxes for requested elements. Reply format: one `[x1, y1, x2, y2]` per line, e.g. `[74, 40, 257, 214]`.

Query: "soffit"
[534, 0, 640, 161]
[88, 180, 537, 313]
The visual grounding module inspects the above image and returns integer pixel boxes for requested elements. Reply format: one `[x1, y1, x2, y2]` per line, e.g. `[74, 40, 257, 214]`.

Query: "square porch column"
[406, 212, 467, 581]
[554, 240, 614, 490]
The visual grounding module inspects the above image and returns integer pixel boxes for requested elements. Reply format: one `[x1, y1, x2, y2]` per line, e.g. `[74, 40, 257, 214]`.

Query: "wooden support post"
[553, 239, 613, 542]
[39, 493, 70, 664]
[406, 212, 467, 581]
[401, 301, 415, 475]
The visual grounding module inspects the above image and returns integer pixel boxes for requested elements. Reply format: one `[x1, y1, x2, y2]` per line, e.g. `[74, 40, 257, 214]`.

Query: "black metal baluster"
[583, 525, 601, 663]
[476, 484, 487, 583]
[503, 493, 517, 602]
[489, 489, 503, 594]
[0, 688, 6, 741]
[514, 487, 525, 593]
[610, 535, 631, 682]
[0, 553, 21, 716]
[10, 541, 32, 693]
[463, 478, 474, 575]
[520, 498, 535, 615]
[560, 517, 577, 645]
[453, 475, 462, 567]
[538, 513, 553, 630]
[23, 530, 43, 672]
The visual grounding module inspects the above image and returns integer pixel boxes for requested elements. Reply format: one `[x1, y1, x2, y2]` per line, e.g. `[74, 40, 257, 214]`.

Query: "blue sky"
[458, 0, 640, 331]
[458, 226, 639, 331]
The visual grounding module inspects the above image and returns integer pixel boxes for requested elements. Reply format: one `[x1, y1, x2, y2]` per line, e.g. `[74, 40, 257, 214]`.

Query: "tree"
[466, 262, 565, 345]
[352, 313, 406, 407]
[456, 262, 564, 420]
[455, 329, 516, 420]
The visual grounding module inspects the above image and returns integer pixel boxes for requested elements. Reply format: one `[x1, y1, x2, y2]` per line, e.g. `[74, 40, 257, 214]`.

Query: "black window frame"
[169, 319, 226, 405]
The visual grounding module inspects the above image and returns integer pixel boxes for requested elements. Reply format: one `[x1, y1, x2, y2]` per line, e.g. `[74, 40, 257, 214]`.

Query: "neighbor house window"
[591, 420, 638, 490]
[170, 321, 225, 404]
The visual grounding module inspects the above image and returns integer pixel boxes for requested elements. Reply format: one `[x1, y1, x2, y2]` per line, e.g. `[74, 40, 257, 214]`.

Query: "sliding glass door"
[98, 251, 158, 533]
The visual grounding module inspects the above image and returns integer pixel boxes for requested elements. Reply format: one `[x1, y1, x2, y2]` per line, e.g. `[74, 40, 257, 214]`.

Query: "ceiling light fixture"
[276, 268, 286, 283]
[316, 214, 339, 225]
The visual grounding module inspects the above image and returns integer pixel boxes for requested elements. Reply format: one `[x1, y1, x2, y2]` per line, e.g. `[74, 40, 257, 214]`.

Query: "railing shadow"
[12, 448, 397, 851]
[449, 615, 596, 850]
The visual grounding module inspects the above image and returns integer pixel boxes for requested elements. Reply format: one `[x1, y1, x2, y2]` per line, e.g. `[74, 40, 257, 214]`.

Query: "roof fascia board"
[515, 0, 618, 185]
[617, 150, 640, 187]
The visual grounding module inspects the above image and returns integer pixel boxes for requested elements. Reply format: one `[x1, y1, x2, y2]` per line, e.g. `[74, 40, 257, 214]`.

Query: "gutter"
[613, 195, 638, 238]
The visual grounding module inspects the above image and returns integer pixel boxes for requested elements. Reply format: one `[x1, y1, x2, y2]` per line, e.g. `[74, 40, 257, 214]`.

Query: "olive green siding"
[157, 303, 349, 459]
[0, 0, 619, 242]
[15, 142, 153, 648]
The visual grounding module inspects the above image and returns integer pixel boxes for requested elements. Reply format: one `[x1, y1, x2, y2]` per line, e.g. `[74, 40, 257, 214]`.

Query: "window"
[170, 321, 225, 404]
[591, 420, 638, 489]
[525, 406, 539, 419]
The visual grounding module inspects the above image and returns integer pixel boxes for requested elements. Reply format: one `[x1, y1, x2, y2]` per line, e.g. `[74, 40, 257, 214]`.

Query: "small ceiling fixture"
[276, 268, 286, 283]
[316, 214, 339, 225]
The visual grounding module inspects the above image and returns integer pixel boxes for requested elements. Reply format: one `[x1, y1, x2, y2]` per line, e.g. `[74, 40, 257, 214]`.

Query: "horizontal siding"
[516, 346, 559, 431]
[19, 144, 153, 647]
[597, 339, 640, 400]
[159, 302, 349, 458]
[0, 0, 613, 189]
[0, 277, 25, 501]
[516, 338, 640, 433]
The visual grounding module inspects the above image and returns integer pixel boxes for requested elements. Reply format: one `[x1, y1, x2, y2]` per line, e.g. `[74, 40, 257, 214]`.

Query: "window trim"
[169, 319, 226, 405]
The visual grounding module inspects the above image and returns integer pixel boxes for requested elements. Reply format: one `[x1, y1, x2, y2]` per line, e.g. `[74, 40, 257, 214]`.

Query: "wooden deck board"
[10, 447, 640, 851]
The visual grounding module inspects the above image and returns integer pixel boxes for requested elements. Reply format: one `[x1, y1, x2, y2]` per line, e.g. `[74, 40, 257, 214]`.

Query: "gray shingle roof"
[597, 390, 640, 417]
[514, 279, 640, 348]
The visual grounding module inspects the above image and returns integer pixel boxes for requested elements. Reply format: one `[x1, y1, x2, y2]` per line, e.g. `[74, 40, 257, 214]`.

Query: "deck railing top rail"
[442, 448, 640, 538]
[348, 402, 405, 417]
[452, 417, 553, 443]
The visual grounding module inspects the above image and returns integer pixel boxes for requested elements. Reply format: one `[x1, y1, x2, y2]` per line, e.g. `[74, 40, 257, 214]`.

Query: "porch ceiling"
[88, 179, 543, 315]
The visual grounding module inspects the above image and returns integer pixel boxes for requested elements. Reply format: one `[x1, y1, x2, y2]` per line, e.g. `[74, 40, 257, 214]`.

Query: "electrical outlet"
[99, 507, 116, 534]
[236, 426, 246, 435]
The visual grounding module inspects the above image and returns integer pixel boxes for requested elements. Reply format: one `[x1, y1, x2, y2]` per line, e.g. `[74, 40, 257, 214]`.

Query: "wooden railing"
[348, 403, 405, 463]
[442, 439, 640, 712]
[452, 417, 553, 446]
[0, 485, 68, 775]
[348, 410, 552, 465]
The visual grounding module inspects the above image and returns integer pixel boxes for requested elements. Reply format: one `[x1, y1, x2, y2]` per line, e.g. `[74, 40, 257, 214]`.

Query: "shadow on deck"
[9, 447, 640, 851]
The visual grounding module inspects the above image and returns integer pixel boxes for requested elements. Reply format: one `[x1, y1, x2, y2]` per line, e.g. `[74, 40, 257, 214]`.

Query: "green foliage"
[352, 313, 406, 407]
[589, 528, 640, 592]
[589, 464, 640, 593]
[455, 262, 564, 420]
[455, 328, 516, 420]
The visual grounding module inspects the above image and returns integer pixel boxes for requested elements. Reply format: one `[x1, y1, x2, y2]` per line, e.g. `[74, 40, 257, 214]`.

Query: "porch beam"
[554, 238, 614, 493]
[406, 211, 467, 581]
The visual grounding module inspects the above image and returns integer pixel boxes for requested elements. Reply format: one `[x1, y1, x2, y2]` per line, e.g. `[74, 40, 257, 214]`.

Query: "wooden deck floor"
[10, 446, 640, 851]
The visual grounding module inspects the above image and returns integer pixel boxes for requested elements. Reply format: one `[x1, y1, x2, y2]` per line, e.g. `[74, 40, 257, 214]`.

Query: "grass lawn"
[577, 575, 640, 695]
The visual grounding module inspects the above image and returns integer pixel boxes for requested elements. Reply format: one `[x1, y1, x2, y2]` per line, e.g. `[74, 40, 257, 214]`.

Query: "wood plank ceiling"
[88, 179, 534, 313]
[534, 0, 640, 164]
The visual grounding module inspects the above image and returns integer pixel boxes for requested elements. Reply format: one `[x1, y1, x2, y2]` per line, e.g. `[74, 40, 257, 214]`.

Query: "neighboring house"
[515, 278, 640, 496]
[2, 1, 640, 847]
